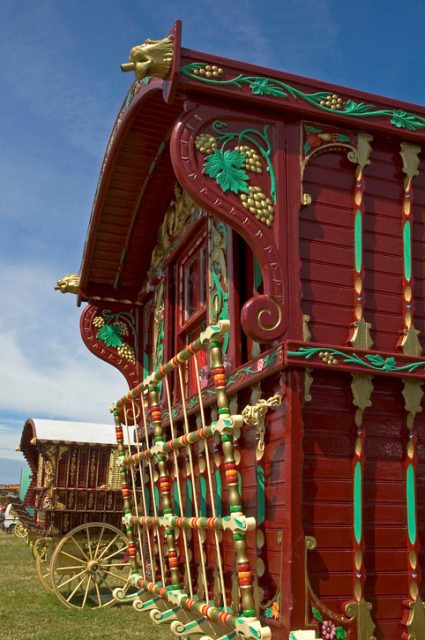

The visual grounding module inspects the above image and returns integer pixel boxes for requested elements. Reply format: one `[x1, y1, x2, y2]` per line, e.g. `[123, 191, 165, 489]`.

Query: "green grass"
[0, 532, 173, 640]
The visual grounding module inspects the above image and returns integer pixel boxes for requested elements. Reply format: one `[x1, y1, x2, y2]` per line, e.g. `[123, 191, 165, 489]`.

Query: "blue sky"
[2, 0, 425, 483]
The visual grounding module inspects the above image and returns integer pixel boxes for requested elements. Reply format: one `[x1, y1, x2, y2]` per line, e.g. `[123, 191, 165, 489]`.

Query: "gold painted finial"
[55, 274, 80, 295]
[121, 35, 174, 81]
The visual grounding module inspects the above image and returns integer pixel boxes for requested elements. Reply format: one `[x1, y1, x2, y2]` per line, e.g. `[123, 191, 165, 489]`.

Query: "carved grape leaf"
[204, 149, 249, 194]
[312, 607, 323, 622]
[250, 77, 287, 97]
[344, 100, 375, 114]
[97, 324, 123, 348]
[391, 110, 425, 131]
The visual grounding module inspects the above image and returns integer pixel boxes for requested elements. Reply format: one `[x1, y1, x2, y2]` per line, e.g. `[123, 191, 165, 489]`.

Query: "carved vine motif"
[209, 217, 229, 352]
[182, 63, 425, 131]
[92, 309, 137, 364]
[288, 345, 425, 374]
[195, 120, 276, 226]
[148, 185, 200, 278]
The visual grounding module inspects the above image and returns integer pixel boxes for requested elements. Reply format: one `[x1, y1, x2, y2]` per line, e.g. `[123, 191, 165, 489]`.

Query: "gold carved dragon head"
[55, 274, 80, 295]
[121, 35, 174, 81]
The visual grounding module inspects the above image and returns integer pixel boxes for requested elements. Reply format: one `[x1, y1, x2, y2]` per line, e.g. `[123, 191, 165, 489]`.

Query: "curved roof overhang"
[79, 80, 184, 304]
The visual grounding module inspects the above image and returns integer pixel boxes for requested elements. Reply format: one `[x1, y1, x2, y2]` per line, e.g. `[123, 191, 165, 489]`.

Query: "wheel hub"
[87, 560, 101, 574]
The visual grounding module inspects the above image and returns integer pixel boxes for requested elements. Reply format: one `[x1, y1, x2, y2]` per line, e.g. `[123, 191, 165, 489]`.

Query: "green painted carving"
[196, 120, 277, 226]
[97, 323, 122, 348]
[145, 486, 151, 516]
[354, 462, 362, 544]
[211, 120, 276, 204]
[215, 469, 222, 517]
[182, 63, 425, 131]
[94, 309, 137, 363]
[154, 485, 160, 513]
[407, 463, 417, 545]
[204, 148, 249, 194]
[354, 209, 363, 273]
[257, 465, 265, 526]
[199, 475, 207, 517]
[288, 346, 425, 374]
[185, 478, 193, 517]
[404, 220, 412, 282]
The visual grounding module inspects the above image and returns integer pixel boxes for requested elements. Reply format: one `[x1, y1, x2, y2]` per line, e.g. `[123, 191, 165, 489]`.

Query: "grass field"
[0, 531, 172, 640]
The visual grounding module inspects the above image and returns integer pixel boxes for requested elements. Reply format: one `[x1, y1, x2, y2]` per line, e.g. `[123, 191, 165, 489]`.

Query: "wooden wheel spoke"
[86, 527, 93, 560]
[58, 549, 86, 564]
[94, 526, 105, 558]
[82, 575, 92, 608]
[57, 568, 87, 589]
[96, 534, 121, 561]
[69, 535, 89, 560]
[94, 577, 103, 608]
[99, 568, 129, 584]
[66, 575, 88, 605]
[104, 562, 129, 568]
[55, 565, 85, 571]
[99, 544, 126, 563]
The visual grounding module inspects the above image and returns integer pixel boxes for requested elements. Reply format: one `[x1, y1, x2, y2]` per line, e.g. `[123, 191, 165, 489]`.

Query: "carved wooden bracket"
[170, 102, 286, 341]
[80, 303, 141, 388]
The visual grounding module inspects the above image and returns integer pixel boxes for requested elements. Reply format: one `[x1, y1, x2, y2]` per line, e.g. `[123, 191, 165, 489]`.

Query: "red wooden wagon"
[60, 20, 425, 639]
[18, 418, 132, 608]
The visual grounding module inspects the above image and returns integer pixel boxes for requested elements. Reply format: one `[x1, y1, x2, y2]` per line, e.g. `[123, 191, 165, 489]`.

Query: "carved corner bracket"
[170, 104, 286, 341]
[80, 303, 141, 388]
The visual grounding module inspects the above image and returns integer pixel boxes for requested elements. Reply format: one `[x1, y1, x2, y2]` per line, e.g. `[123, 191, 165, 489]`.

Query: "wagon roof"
[78, 20, 425, 303]
[21, 418, 119, 446]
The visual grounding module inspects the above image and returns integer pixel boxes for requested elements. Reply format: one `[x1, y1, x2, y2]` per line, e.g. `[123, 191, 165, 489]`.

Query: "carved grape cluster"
[240, 186, 274, 227]
[192, 64, 223, 78]
[319, 351, 338, 365]
[117, 321, 129, 337]
[235, 145, 262, 173]
[117, 344, 136, 364]
[195, 133, 218, 154]
[92, 316, 105, 328]
[319, 94, 344, 110]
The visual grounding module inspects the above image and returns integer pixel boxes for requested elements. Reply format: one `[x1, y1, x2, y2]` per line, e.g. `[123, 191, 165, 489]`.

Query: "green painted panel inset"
[238, 472, 242, 498]
[145, 486, 151, 516]
[154, 486, 160, 513]
[404, 220, 412, 282]
[215, 470, 222, 517]
[354, 462, 362, 544]
[257, 465, 265, 525]
[173, 482, 181, 516]
[407, 463, 417, 545]
[254, 257, 263, 291]
[354, 209, 363, 274]
[185, 479, 193, 517]
[200, 476, 207, 517]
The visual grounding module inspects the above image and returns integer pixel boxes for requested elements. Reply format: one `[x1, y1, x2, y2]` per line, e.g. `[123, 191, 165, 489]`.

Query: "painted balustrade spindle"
[210, 337, 256, 618]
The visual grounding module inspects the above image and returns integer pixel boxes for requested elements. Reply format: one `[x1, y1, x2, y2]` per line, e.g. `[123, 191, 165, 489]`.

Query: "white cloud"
[0, 261, 126, 463]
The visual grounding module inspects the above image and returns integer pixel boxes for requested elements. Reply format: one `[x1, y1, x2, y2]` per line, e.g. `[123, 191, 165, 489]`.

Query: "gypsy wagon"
[62, 19, 425, 639]
[18, 418, 132, 608]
